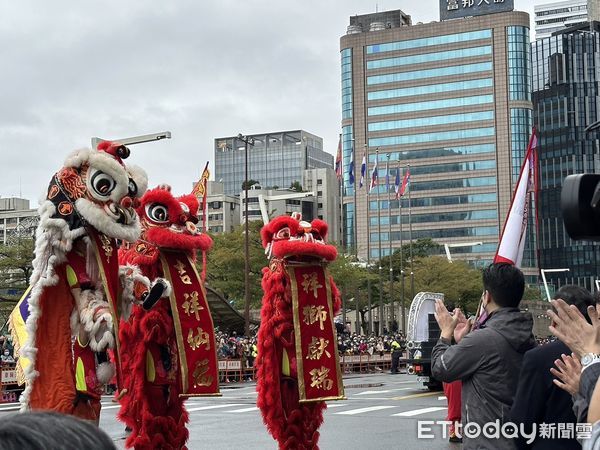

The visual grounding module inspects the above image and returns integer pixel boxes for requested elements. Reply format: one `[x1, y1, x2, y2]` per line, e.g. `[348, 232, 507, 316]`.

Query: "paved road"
[0, 373, 460, 449]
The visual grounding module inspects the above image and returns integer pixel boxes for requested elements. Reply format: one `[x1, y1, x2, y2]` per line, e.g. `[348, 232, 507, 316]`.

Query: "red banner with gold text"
[160, 251, 220, 397]
[288, 264, 344, 403]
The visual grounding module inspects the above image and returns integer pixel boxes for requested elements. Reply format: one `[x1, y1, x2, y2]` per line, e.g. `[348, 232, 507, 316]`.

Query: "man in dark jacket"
[510, 285, 595, 450]
[432, 263, 536, 450]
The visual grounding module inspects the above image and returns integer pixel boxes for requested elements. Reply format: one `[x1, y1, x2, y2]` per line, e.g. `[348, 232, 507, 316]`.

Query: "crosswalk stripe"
[438, 396, 447, 401]
[101, 405, 121, 410]
[226, 406, 259, 413]
[325, 403, 347, 408]
[392, 407, 446, 417]
[336, 406, 396, 416]
[186, 403, 244, 412]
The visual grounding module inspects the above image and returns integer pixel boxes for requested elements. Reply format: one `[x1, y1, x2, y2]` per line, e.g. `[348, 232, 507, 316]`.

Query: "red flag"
[398, 168, 410, 198]
[494, 129, 538, 267]
[335, 135, 342, 181]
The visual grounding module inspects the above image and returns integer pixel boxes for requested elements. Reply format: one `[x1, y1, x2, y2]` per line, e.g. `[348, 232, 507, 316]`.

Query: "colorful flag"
[335, 135, 342, 181]
[394, 166, 401, 199]
[494, 129, 538, 267]
[192, 162, 210, 199]
[385, 159, 390, 191]
[399, 167, 410, 197]
[370, 155, 379, 191]
[348, 146, 355, 185]
[359, 152, 367, 188]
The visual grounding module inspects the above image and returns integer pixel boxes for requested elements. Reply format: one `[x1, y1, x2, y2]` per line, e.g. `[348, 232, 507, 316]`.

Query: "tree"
[241, 179, 260, 190]
[410, 256, 483, 314]
[328, 251, 377, 333]
[289, 181, 303, 192]
[205, 221, 266, 310]
[0, 237, 34, 329]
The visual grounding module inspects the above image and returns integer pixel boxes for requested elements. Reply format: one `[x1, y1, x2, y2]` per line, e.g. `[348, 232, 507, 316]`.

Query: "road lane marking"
[187, 403, 244, 412]
[392, 407, 446, 417]
[101, 405, 121, 410]
[226, 406, 259, 413]
[325, 403, 347, 408]
[391, 391, 442, 401]
[356, 390, 393, 396]
[438, 396, 447, 401]
[336, 406, 396, 415]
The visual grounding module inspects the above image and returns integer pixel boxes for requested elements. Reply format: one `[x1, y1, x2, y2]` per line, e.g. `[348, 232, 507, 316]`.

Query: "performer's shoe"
[449, 424, 462, 443]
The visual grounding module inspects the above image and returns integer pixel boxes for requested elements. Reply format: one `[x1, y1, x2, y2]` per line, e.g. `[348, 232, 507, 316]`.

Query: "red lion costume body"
[12, 141, 149, 423]
[118, 185, 216, 450]
[256, 213, 343, 450]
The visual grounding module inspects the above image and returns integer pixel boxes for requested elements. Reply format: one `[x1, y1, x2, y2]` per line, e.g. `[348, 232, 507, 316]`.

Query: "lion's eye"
[146, 203, 169, 223]
[89, 169, 116, 198]
[275, 227, 291, 240]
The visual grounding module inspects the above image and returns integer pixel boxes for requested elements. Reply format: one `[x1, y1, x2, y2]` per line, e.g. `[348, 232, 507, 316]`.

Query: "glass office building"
[532, 23, 600, 292]
[340, 10, 535, 270]
[214, 130, 333, 196]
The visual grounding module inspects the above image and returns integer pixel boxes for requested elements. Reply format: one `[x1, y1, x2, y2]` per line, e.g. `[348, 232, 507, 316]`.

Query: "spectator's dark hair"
[0, 412, 116, 450]
[553, 285, 595, 324]
[482, 263, 525, 308]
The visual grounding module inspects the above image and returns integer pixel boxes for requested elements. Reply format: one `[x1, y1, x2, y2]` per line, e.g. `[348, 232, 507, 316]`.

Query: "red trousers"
[443, 381, 462, 423]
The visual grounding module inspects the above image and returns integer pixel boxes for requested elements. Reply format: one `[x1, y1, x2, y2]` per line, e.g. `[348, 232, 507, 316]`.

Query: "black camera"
[561, 174, 600, 241]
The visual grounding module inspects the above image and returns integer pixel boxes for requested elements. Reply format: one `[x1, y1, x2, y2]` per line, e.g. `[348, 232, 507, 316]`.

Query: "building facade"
[239, 168, 341, 243]
[531, 22, 600, 292]
[340, 10, 535, 270]
[214, 130, 333, 197]
[534, 0, 591, 40]
[0, 198, 38, 245]
[205, 181, 240, 234]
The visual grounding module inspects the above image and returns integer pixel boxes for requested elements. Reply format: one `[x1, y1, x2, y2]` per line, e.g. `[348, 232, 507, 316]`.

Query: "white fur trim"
[78, 289, 115, 352]
[126, 164, 148, 198]
[74, 198, 141, 242]
[119, 264, 151, 320]
[96, 361, 115, 385]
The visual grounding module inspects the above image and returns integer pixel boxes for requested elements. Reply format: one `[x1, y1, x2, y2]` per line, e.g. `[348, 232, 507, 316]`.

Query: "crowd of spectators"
[336, 331, 406, 356]
[0, 335, 15, 364]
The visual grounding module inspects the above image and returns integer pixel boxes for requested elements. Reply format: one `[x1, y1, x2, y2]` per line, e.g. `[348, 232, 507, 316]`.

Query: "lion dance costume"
[13, 142, 150, 422]
[256, 213, 344, 450]
[118, 185, 219, 450]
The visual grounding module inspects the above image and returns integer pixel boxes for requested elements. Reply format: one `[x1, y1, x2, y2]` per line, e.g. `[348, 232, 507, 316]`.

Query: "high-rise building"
[214, 130, 333, 197]
[340, 9, 535, 271]
[534, 0, 593, 40]
[531, 22, 600, 292]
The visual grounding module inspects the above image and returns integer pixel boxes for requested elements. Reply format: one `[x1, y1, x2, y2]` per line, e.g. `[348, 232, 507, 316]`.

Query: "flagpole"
[376, 148, 383, 336]
[338, 134, 346, 328]
[387, 153, 393, 332]
[365, 144, 372, 335]
[399, 162, 405, 334]
[351, 139, 357, 257]
[407, 163, 414, 302]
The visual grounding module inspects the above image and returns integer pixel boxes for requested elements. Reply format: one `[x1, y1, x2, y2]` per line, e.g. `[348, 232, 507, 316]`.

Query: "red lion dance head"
[123, 185, 212, 268]
[257, 212, 342, 450]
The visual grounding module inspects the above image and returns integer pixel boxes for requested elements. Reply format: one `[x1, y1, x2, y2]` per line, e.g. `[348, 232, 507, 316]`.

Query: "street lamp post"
[541, 268, 570, 302]
[238, 133, 255, 336]
[91, 131, 172, 149]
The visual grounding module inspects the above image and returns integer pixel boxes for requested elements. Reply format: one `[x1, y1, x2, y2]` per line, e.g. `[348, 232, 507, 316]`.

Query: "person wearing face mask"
[431, 263, 536, 450]
[1, 349, 14, 363]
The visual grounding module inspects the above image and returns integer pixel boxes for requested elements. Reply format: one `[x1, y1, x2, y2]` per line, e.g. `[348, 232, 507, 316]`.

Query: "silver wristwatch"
[580, 353, 600, 369]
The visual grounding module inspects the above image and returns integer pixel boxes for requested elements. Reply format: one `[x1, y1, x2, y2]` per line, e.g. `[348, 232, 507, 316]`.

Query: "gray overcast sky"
[1, 0, 536, 205]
